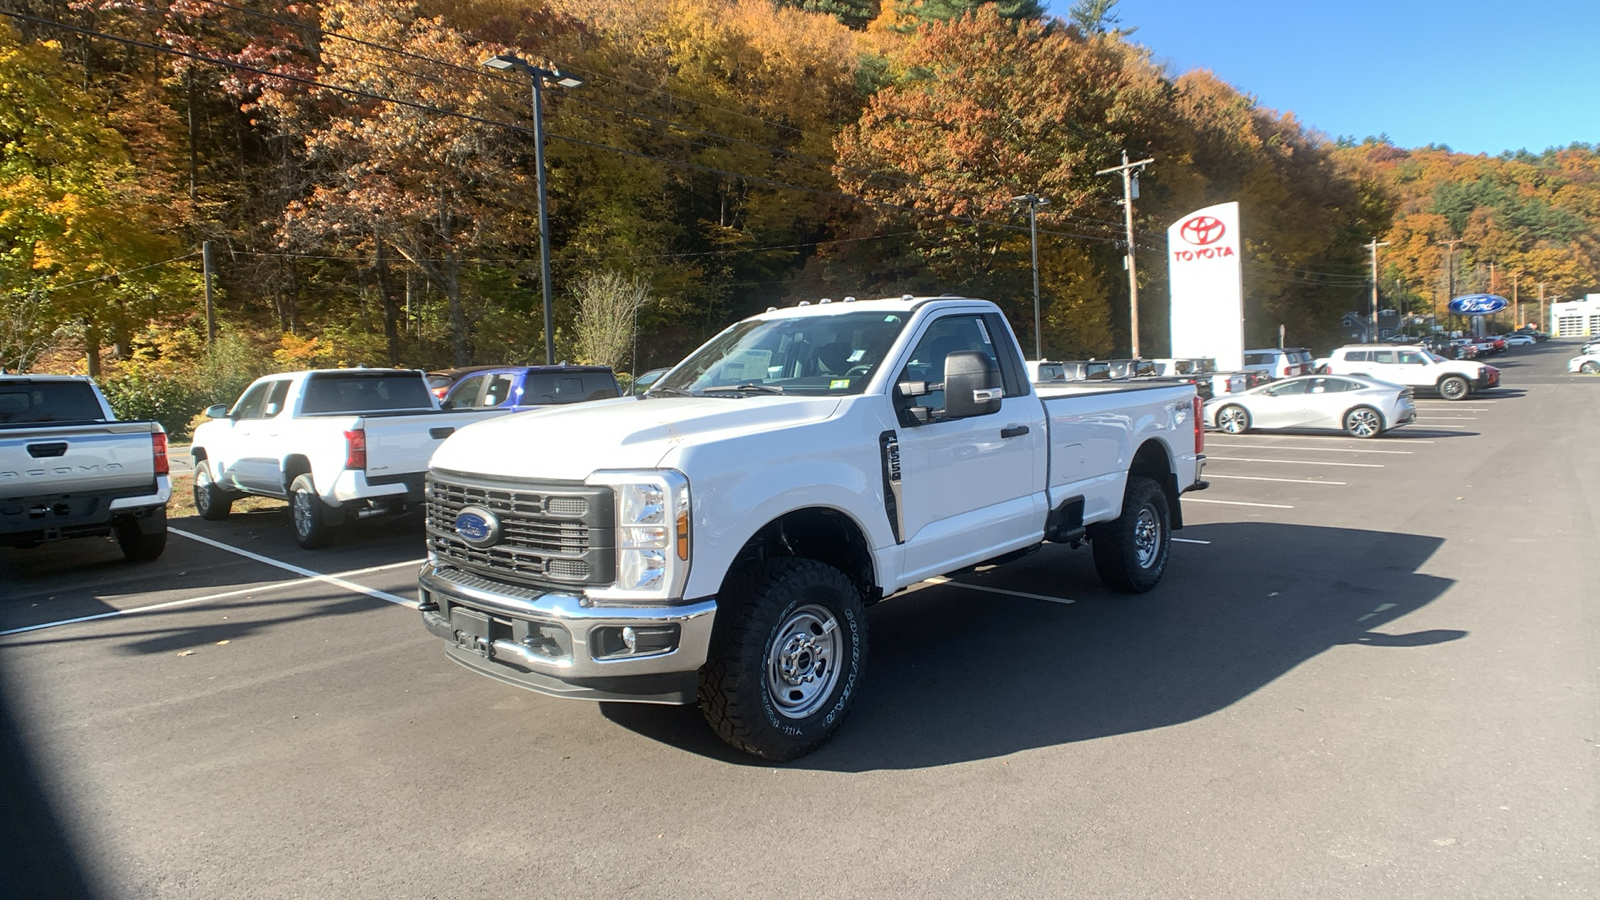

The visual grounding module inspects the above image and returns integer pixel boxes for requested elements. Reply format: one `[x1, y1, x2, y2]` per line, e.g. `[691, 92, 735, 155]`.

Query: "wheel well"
[191, 447, 207, 462]
[282, 455, 311, 493]
[725, 508, 879, 605]
[1130, 439, 1182, 530]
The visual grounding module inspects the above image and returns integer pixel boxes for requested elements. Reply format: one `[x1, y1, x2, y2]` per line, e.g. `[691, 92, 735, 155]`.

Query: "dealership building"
[1551, 295, 1600, 337]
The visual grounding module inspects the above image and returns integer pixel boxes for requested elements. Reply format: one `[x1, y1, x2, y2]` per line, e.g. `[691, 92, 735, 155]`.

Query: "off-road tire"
[289, 473, 337, 549]
[699, 559, 867, 761]
[1090, 475, 1172, 594]
[192, 460, 234, 521]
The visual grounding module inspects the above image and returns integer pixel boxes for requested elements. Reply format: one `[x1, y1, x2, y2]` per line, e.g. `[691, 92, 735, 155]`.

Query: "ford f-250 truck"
[190, 368, 515, 548]
[417, 296, 1208, 759]
[1, 375, 170, 561]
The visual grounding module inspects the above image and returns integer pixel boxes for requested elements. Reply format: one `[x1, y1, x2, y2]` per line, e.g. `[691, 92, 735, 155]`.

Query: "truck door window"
[445, 374, 488, 408]
[231, 382, 271, 419]
[898, 314, 1004, 418]
[1398, 351, 1425, 365]
[261, 380, 291, 417]
[1372, 350, 1397, 364]
[482, 374, 516, 407]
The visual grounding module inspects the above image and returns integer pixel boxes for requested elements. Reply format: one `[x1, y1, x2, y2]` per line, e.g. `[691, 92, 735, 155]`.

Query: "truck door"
[891, 312, 1047, 582]
[217, 380, 270, 492]
[232, 379, 293, 493]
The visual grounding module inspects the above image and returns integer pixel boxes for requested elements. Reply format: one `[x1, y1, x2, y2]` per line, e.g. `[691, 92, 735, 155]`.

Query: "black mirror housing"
[942, 351, 1002, 418]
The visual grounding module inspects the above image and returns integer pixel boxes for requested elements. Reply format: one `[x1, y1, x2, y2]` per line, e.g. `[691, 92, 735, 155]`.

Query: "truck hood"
[429, 395, 844, 480]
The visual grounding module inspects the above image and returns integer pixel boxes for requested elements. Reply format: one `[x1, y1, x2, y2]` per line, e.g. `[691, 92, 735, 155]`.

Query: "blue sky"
[1042, 0, 1600, 156]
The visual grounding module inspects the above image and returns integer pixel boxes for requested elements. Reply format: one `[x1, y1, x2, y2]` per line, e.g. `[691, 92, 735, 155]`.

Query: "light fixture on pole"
[484, 54, 583, 365]
[1011, 193, 1049, 360]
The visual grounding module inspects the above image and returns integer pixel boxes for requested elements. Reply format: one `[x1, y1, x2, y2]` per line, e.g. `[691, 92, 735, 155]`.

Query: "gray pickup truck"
[0, 375, 171, 561]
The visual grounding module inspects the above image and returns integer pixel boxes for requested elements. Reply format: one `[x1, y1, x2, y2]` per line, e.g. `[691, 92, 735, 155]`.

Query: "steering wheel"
[846, 365, 872, 378]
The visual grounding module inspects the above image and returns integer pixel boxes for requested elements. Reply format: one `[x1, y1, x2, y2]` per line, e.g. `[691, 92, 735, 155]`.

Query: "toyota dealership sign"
[1168, 202, 1244, 371]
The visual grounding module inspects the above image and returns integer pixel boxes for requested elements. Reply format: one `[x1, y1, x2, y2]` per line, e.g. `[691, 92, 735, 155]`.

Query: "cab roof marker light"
[902, 294, 915, 301]
[797, 300, 811, 306]
[843, 296, 856, 302]
[819, 297, 832, 304]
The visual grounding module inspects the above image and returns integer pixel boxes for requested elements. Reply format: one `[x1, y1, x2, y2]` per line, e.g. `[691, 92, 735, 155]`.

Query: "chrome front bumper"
[417, 564, 717, 705]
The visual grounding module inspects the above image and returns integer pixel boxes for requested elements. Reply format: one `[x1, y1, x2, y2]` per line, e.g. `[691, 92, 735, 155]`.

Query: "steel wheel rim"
[292, 490, 313, 536]
[766, 604, 842, 719]
[1133, 505, 1161, 568]
[1219, 407, 1246, 433]
[1348, 409, 1380, 437]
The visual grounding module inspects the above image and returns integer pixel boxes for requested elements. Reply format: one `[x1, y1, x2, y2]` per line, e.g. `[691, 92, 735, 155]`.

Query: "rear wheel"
[192, 460, 233, 521]
[699, 559, 867, 761]
[1438, 375, 1471, 401]
[1090, 475, 1172, 594]
[114, 512, 167, 562]
[289, 473, 337, 549]
[1215, 405, 1250, 434]
[1343, 406, 1383, 439]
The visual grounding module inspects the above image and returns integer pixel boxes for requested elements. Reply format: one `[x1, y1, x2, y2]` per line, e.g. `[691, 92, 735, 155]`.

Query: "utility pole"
[1511, 270, 1520, 331]
[1012, 193, 1049, 360]
[1440, 238, 1462, 332]
[1096, 151, 1154, 357]
[202, 240, 216, 346]
[1364, 238, 1390, 342]
[1538, 281, 1546, 331]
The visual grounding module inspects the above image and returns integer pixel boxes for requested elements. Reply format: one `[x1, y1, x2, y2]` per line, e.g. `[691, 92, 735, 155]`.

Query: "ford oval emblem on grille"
[454, 506, 501, 548]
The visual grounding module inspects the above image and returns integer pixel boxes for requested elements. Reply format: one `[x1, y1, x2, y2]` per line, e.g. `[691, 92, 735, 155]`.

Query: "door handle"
[1000, 425, 1030, 439]
[430, 427, 456, 440]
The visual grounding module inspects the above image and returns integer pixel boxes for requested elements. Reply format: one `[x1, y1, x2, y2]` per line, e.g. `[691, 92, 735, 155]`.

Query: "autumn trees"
[0, 0, 1595, 392]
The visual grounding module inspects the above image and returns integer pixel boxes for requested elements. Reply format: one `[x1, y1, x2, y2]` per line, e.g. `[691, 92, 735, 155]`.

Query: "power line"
[38, 253, 199, 292]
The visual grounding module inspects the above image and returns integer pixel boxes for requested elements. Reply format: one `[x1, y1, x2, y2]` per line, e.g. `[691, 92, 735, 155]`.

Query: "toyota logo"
[1179, 216, 1226, 246]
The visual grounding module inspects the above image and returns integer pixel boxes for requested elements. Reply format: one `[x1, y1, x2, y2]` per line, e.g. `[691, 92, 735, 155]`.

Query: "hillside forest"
[2, 0, 1597, 436]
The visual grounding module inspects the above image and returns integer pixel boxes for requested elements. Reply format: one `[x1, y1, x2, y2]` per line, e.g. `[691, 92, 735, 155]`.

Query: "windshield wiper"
[708, 382, 785, 395]
[646, 387, 691, 397]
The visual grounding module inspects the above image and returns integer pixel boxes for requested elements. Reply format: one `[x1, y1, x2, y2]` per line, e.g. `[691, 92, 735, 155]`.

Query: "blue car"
[441, 365, 621, 411]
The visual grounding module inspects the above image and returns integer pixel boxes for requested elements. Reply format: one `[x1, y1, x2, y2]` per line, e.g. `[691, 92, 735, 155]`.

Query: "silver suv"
[1242, 347, 1314, 380]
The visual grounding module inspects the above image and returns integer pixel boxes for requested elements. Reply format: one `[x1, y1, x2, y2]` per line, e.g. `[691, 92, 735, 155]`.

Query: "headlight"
[584, 470, 691, 604]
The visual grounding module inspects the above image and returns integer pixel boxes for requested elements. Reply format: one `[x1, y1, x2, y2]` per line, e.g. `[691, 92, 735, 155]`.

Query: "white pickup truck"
[1, 375, 170, 561]
[190, 369, 514, 548]
[417, 296, 1208, 759]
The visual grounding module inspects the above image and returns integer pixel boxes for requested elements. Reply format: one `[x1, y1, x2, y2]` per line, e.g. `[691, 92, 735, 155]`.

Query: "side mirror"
[205, 403, 231, 419]
[264, 402, 282, 417]
[439, 399, 453, 410]
[943, 351, 1003, 419]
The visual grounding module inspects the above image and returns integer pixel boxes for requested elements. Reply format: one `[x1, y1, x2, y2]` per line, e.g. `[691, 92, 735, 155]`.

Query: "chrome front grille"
[425, 472, 615, 589]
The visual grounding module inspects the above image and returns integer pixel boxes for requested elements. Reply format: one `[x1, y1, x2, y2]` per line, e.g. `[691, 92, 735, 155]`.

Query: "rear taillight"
[152, 431, 169, 476]
[344, 428, 367, 470]
[1193, 394, 1204, 454]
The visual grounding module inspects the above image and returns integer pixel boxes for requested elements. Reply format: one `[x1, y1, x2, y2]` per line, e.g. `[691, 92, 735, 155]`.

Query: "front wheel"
[192, 460, 233, 521]
[1215, 404, 1250, 434]
[1090, 475, 1172, 594]
[699, 559, 867, 761]
[1343, 406, 1383, 438]
[1581, 361, 1600, 375]
[289, 473, 337, 549]
[1438, 375, 1471, 401]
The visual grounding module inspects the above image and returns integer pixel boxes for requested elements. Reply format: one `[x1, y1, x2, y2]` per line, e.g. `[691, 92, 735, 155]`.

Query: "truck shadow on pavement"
[604, 522, 1463, 770]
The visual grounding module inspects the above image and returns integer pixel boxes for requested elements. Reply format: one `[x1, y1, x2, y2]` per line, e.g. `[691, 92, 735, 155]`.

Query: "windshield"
[1426, 351, 1447, 363]
[653, 311, 908, 397]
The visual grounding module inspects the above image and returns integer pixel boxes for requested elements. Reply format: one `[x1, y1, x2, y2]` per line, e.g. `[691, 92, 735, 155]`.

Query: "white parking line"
[924, 576, 1075, 605]
[1185, 498, 1295, 509]
[1206, 474, 1347, 485]
[1207, 443, 1412, 455]
[172, 528, 419, 608]
[1416, 416, 1477, 420]
[1173, 537, 1212, 545]
[0, 558, 425, 637]
[1206, 456, 1384, 468]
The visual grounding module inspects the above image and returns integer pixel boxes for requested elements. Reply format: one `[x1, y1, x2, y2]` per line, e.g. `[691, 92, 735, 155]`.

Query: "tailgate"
[360, 409, 513, 477]
[0, 422, 159, 497]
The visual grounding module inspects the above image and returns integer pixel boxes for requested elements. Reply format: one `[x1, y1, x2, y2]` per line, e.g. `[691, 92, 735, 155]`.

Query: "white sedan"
[1502, 333, 1536, 347]
[1205, 374, 1416, 439]
[1569, 353, 1600, 375]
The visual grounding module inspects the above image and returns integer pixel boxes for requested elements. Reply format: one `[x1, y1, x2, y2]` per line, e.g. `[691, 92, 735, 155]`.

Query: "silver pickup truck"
[0, 375, 171, 561]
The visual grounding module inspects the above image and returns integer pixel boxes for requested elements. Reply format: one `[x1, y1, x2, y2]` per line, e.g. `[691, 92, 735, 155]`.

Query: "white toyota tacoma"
[418, 296, 1208, 759]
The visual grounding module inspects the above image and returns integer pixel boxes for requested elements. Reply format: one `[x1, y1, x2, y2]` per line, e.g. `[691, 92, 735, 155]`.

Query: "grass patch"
[167, 473, 285, 519]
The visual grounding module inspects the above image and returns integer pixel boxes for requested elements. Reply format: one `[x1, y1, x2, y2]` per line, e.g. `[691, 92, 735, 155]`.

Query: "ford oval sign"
[454, 506, 501, 548]
[1448, 293, 1509, 315]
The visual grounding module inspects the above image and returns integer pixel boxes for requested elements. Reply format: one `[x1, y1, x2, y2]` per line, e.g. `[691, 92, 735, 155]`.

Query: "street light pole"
[1011, 193, 1048, 360]
[1440, 238, 1462, 334]
[484, 54, 583, 365]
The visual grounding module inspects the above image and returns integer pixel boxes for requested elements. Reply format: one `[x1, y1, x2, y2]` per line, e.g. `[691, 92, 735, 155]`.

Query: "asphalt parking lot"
[3, 340, 1596, 899]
